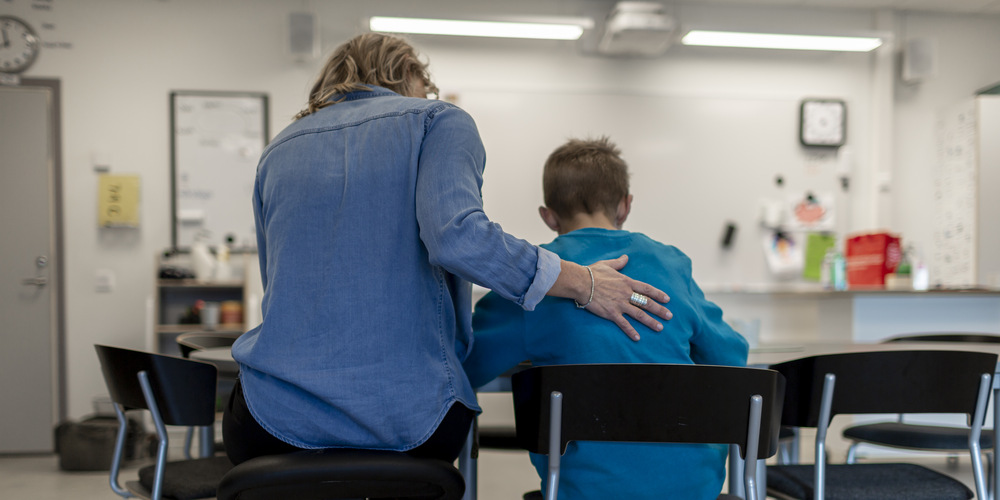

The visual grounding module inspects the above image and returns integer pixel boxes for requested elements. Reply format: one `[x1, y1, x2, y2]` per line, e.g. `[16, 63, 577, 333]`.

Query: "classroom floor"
[0, 447, 984, 500]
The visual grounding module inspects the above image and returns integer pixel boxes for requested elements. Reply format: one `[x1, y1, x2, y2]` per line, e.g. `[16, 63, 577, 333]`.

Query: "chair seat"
[843, 422, 994, 451]
[217, 448, 465, 500]
[767, 463, 973, 500]
[136, 455, 234, 500]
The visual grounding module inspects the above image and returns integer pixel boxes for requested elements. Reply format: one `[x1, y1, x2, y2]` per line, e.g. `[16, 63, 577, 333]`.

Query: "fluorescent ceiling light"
[369, 16, 585, 40]
[681, 30, 883, 52]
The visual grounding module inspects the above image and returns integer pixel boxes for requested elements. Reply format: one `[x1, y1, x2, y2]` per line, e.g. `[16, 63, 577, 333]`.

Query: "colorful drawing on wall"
[763, 231, 804, 278]
[787, 192, 835, 231]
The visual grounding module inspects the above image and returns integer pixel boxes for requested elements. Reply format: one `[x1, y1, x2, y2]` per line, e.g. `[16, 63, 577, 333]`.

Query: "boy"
[464, 137, 749, 500]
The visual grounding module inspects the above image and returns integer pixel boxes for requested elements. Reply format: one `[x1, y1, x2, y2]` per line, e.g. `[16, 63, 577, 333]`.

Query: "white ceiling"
[674, 0, 1000, 14]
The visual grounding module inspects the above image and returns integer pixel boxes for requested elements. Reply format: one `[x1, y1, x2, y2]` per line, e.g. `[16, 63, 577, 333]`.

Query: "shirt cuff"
[521, 247, 560, 311]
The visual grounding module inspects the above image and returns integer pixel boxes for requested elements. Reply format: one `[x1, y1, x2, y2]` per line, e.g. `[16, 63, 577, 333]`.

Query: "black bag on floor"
[55, 415, 147, 471]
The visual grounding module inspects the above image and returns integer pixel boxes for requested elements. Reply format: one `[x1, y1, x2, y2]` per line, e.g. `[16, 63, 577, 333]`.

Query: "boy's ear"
[615, 194, 633, 228]
[539, 206, 561, 232]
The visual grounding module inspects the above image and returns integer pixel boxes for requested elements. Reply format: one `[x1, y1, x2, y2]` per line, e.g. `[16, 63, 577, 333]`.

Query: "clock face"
[0, 16, 40, 74]
[800, 99, 846, 147]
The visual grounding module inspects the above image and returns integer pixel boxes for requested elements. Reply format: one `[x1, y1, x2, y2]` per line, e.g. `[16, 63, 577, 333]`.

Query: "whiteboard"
[171, 91, 268, 250]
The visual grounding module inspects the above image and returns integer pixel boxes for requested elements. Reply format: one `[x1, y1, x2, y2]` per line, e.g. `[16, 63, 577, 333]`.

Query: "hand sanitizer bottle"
[831, 243, 847, 291]
[191, 232, 216, 281]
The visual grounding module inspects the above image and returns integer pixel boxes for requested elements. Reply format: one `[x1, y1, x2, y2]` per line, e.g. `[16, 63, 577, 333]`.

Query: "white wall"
[2, 0, 999, 419]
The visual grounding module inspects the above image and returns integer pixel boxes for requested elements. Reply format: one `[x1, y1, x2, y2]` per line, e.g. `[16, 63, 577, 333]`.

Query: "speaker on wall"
[289, 12, 319, 59]
[902, 37, 936, 84]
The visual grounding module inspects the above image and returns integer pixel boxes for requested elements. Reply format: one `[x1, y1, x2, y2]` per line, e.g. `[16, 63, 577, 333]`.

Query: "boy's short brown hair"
[542, 136, 630, 221]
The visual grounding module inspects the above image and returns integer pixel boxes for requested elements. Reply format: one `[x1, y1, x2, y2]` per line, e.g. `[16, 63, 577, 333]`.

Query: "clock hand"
[1, 27, 9, 48]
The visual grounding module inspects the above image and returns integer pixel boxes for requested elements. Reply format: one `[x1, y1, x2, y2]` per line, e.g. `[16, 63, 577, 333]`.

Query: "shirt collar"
[332, 85, 399, 103]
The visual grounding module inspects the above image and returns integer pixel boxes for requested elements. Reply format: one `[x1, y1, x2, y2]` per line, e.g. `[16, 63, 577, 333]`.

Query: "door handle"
[22, 277, 47, 287]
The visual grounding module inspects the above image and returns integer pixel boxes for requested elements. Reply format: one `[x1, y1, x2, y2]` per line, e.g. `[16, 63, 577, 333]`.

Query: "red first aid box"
[845, 232, 902, 287]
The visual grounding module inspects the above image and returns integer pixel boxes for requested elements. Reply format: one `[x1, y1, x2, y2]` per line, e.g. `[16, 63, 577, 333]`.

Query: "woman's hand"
[551, 255, 672, 341]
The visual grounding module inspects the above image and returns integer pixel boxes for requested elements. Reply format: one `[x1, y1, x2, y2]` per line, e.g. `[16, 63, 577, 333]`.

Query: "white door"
[0, 81, 62, 453]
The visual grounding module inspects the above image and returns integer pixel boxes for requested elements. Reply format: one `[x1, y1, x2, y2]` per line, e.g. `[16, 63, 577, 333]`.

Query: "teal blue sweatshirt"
[465, 228, 749, 500]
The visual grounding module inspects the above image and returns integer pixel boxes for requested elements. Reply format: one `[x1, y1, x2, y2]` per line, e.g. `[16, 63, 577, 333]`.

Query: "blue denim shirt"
[232, 86, 560, 450]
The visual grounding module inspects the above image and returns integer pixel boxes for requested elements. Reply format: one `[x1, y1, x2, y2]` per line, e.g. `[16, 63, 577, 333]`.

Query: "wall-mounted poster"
[171, 91, 268, 250]
[786, 192, 835, 232]
[762, 231, 804, 279]
[97, 174, 140, 228]
[932, 99, 977, 287]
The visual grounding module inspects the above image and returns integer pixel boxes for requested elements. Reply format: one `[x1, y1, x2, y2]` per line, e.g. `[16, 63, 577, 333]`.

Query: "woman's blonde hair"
[295, 33, 438, 120]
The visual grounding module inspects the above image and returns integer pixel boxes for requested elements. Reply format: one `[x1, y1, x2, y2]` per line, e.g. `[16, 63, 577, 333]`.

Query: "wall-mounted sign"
[97, 174, 140, 228]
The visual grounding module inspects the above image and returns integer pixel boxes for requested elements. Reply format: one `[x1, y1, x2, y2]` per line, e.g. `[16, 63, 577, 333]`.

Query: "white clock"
[0, 16, 40, 75]
[800, 99, 846, 148]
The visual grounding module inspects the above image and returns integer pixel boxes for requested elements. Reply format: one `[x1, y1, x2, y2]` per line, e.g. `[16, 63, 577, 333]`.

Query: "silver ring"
[629, 292, 649, 308]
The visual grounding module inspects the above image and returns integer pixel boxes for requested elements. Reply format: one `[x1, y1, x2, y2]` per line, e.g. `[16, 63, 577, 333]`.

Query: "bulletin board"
[170, 91, 269, 250]
[932, 99, 978, 287]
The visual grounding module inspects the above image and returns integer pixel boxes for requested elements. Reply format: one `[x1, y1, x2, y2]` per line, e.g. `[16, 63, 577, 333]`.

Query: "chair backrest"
[771, 350, 997, 429]
[511, 363, 785, 460]
[95, 344, 218, 427]
[883, 332, 1000, 344]
[176, 331, 242, 358]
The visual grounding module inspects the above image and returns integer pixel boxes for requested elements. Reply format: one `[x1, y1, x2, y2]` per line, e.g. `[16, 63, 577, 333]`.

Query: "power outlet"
[95, 269, 115, 293]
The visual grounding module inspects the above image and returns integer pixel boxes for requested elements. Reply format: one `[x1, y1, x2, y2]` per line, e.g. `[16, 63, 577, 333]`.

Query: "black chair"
[767, 350, 996, 500]
[217, 448, 465, 500]
[842, 333, 1000, 466]
[175, 331, 242, 459]
[510, 363, 786, 500]
[95, 344, 233, 500]
[473, 363, 531, 452]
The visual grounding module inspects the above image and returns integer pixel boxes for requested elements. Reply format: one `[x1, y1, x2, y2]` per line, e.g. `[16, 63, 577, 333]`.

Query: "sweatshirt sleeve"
[464, 291, 531, 389]
[686, 267, 749, 367]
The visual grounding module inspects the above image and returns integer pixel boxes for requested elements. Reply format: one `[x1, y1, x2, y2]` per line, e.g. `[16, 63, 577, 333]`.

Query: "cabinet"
[154, 280, 246, 355]
[705, 285, 1000, 344]
[150, 251, 261, 355]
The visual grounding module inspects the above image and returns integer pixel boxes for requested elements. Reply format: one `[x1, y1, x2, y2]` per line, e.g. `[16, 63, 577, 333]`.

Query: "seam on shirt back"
[259, 102, 451, 164]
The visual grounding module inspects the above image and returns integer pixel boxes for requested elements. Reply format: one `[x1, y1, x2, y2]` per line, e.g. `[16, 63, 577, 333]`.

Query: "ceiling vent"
[598, 2, 676, 56]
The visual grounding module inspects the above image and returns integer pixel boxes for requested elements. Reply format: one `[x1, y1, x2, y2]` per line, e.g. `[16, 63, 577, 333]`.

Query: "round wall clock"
[800, 98, 846, 148]
[0, 16, 40, 75]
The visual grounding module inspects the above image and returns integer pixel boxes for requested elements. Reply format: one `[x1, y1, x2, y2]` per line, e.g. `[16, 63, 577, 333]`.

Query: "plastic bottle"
[191, 233, 216, 281]
[214, 244, 232, 281]
[831, 246, 847, 291]
[820, 248, 835, 289]
[910, 245, 930, 291]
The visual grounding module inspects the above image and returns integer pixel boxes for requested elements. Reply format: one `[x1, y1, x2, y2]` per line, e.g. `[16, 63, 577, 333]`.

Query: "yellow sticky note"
[98, 174, 140, 227]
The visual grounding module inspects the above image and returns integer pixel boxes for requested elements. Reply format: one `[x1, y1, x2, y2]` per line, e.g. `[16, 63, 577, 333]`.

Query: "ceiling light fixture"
[681, 30, 883, 52]
[369, 16, 587, 41]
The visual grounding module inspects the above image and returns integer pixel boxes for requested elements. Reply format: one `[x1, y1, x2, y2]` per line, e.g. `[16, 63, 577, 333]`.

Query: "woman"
[223, 33, 672, 465]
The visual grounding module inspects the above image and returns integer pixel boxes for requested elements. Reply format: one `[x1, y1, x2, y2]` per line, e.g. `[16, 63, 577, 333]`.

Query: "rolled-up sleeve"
[415, 105, 558, 311]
